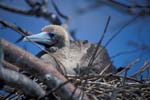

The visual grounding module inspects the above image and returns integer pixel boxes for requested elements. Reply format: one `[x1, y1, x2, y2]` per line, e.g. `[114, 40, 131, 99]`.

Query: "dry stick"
[104, 15, 138, 48]
[88, 16, 111, 67]
[67, 73, 142, 83]
[131, 62, 150, 78]
[0, 18, 31, 42]
[39, 79, 71, 100]
[51, 0, 69, 20]
[0, 3, 32, 15]
[51, 0, 70, 27]
[0, 2, 61, 24]
[99, 63, 111, 75]
[111, 48, 139, 59]
[117, 58, 140, 75]
[0, 38, 89, 100]
[0, 18, 30, 36]
[94, 15, 139, 60]
[101, 0, 150, 15]
[122, 68, 128, 86]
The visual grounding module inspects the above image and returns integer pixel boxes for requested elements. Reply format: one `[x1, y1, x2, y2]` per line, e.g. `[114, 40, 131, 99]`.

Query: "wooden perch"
[0, 38, 89, 100]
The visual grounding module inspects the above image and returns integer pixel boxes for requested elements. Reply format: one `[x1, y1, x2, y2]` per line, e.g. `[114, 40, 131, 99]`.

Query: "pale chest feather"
[40, 40, 115, 75]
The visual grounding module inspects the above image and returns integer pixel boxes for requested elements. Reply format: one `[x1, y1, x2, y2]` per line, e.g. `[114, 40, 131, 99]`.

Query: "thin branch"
[0, 3, 32, 15]
[99, 63, 111, 75]
[117, 58, 140, 75]
[0, 18, 30, 36]
[131, 62, 150, 78]
[93, 15, 139, 63]
[0, 2, 61, 24]
[111, 49, 139, 59]
[104, 15, 138, 48]
[88, 16, 111, 66]
[51, 0, 69, 20]
[79, 0, 150, 15]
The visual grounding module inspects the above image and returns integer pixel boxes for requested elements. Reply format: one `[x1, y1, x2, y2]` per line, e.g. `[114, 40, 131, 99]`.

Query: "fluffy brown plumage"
[24, 25, 116, 75]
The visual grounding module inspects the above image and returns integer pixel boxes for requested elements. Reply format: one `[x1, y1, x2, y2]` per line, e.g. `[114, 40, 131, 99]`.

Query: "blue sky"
[0, 0, 150, 76]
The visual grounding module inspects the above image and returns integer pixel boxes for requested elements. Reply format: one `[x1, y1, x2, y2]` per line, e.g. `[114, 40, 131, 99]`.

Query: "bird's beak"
[23, 32, 57, 46]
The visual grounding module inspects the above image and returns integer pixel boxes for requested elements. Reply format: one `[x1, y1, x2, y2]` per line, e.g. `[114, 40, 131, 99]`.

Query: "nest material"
[68, 73, 150, 100]
[0, 73, 150, 100]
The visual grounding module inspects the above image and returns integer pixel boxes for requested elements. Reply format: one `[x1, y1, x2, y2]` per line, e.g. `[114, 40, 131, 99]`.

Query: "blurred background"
[0, 0, 150, 76]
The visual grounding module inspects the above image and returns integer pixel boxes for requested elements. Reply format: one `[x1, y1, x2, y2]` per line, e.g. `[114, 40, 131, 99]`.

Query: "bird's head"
[23, 25, 70, 48]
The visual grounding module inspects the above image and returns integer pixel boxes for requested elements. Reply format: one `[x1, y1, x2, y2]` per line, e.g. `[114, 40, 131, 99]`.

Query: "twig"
[111, 49, 139, 59]
[0, 3, 32, 15]
[88, 16, 111, 66]
[0, 18, 30, 36]
[79, 0, 150, 15]
[117, 58, 140, 75]
[39, 79, 70, 100]
[0, 1, 61, 24]
[104, 15, 139, 48]
[99, 63, 111, 75]
[122, 68, 128, 86]
[51, 0, 69, 20]
[131, 62, 150, 78]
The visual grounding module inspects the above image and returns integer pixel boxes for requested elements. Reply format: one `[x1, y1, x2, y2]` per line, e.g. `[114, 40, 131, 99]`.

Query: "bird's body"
[39, 40, 115, 75]
[23, 25, 116, 75]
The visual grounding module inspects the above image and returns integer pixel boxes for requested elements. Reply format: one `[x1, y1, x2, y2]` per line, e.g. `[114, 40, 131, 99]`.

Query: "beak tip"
[22, 37, 27, 41]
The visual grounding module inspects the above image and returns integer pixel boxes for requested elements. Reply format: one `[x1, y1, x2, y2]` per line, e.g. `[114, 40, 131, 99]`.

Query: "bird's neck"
[47, 40, 70, 53]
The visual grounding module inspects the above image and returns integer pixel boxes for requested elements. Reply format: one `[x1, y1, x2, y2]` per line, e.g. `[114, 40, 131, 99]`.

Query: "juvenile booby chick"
[23, 25, 116, 75]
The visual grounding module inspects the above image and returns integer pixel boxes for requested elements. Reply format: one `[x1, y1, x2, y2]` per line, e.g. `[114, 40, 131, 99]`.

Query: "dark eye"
[48, 33, 56, 38]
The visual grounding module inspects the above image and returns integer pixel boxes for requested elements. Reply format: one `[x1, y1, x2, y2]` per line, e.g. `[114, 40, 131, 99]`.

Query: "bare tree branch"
[0, 3, 32, 15]
[131, 62, 150, 78]
[79, 0, 150, 15]
[0, 18, 30, 36]
[88, 16, 111, 67]
[0, 65, 46, 98]
[51, 0, 69, 20]
[0, 38, 89, 100]
[117, 58, 140, 75]
[0, 2, 61, 24]
[111, 49, 139, 59]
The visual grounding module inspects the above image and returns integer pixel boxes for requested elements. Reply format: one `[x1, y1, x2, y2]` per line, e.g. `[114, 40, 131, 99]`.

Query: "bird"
[23, 25, 116, 75]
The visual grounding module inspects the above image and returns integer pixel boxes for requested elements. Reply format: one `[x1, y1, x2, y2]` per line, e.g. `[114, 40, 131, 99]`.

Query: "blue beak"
[23, 32, 57, 46]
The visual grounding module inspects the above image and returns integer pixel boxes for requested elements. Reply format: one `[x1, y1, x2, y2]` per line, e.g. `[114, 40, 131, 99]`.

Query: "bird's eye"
[48, 32, 56, 38]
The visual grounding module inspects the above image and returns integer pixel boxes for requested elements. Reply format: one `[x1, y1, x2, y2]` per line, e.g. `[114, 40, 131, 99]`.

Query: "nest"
[68, 73, 150, 100]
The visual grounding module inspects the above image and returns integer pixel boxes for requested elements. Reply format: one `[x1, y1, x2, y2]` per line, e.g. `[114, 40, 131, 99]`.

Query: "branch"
[2, 60, 20, 72]
[88, 16, 111, 66]
[51, 0, 69, 20]
[117, 58, 140, 75]
[0, 63, 46, 98]
[0, 18, 30, 36]
[79, 0, 150, 15]
[0, 2, 61, 24]
[0, 3, 32, 15]
[0, 38, 89, 100]
[131, 62, 150, 78]
[111, 49, 139, 59]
